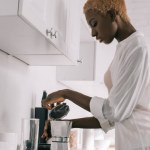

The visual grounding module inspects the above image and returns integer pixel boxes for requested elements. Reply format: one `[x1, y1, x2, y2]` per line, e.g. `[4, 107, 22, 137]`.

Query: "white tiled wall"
[0, 51, 33, 147]
[0, 50, 70, 146]
[29, 66, 67, 107]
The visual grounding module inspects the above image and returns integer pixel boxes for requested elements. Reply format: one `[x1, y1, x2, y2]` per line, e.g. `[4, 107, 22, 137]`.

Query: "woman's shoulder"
[120, 32, 147, 56]
[117, 31, 146, 49]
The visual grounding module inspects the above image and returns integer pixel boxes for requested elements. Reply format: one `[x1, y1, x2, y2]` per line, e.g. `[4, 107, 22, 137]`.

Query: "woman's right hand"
[41, 120, 51, 141]
[42, 89, 68, 110]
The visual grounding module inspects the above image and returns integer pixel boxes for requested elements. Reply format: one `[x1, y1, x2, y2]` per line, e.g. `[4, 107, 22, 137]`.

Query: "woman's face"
[85, 9, 118, 44]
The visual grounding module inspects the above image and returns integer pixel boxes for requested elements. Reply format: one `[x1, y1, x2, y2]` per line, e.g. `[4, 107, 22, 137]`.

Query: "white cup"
[0, 133, 17, 150]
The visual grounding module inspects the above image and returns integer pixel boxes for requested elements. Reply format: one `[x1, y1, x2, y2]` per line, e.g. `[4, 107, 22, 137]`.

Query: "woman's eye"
[90, 20, 97, 27]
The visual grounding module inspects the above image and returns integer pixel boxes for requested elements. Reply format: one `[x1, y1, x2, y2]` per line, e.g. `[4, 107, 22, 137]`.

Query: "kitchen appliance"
[50, 120, 72, 150]
[35, 91, 51, 144]
[35, 91, 71, 150]
[35, 91, 51, 150]
[35, 106, 48, 143]
[48, 103, 71, 150]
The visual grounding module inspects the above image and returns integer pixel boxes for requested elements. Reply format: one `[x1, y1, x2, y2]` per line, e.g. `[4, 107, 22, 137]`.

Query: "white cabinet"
[46, 0, 68, 49]
[0, 0, 81, 65]
[19, 0, 67, 54]
[56, 42, 96, 80]
[19, 0, 48, 37]
[65, 0, 81, 64]
[56, 18, 96, 81]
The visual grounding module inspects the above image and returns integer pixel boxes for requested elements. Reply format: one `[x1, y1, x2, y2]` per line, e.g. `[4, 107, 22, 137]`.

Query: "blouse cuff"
[90, 96, 111, 133]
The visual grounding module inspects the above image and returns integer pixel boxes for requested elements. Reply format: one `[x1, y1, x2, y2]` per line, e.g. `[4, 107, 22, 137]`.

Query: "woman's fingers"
[41, 134, 45, 139]
[41, 133, 49, 141]
[42, 97, 65, 109]
[46, 137, 49, 141]
[57, 102, 61, 106]
[42, 101, 52, 110]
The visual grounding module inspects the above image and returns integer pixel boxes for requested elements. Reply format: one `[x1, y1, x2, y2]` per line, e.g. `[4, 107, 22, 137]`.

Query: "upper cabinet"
[19, 0, 67, 54]
[56, 41, 96, 81]
[0, 0, 81, 65]
[56, 17, 96, 81]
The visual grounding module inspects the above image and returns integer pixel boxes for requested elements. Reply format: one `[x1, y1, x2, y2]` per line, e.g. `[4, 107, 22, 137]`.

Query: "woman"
[42, 0, 150, 149]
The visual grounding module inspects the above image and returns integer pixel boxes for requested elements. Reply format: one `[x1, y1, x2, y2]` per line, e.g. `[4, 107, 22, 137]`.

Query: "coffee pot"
[50, 121, 72, 150]
[48, 103, 71, 150]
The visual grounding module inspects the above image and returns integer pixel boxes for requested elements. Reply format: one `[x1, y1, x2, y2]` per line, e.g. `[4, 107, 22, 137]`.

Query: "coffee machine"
[50, 121, 72, 150]
[35, 91, 51, 150]
[35, 91, 71, 150]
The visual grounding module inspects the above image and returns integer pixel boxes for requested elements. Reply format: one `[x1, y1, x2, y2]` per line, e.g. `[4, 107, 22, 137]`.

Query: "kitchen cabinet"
[65, 0, 81, 64]
[56, 41, 96, 80]
[19, 0, 67, 54]
[0, 0, 81, 65]
[56, 17, 96, 80]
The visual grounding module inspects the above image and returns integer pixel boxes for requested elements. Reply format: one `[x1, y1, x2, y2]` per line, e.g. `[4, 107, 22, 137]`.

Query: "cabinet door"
[56, 42, 96, 81]
[66, 0, 81, 64]
[46, 0, 68, 54]
[18, 0, 66, 53]
[19, 0, 48, 37]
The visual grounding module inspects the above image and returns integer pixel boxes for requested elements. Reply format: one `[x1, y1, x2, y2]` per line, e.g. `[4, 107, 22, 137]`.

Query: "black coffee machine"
[35, 91, 51, 150]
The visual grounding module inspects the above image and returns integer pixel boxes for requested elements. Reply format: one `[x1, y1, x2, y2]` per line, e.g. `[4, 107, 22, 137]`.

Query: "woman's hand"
[41, 130, 49, 141]
[41, 120, 51, 141]
[42, 89, 68, 110]
[42, 89, 91, 112]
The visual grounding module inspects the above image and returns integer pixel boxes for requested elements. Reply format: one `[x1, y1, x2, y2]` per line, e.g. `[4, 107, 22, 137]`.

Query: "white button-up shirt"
[90, 31, 150, 150]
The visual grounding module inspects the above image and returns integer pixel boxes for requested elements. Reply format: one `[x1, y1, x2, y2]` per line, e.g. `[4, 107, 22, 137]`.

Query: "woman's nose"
[91, 28, 97, 37]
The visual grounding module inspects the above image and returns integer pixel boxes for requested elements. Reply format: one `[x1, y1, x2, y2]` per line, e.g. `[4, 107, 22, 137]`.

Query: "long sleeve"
[90, 45, 149, 133]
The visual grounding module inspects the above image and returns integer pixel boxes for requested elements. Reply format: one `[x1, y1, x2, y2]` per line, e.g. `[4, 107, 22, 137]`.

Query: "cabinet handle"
[46, 28, 57, 39]
[77, 59, 83, 63]
[53, 31, 57, 38]
[46, 28, 53, 38]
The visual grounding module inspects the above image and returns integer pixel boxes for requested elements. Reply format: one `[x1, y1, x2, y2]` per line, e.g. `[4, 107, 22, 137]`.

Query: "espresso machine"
[35, 91, 72, 150]
[35, 91, 50, 150]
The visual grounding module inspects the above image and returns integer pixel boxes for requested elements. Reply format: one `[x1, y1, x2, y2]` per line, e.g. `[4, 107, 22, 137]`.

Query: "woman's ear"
[107, 9, 117, 22]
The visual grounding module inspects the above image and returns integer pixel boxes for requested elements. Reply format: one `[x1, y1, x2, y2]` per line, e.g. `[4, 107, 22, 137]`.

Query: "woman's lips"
[96, 37, 103, 43]
[99, 39, 103, 43]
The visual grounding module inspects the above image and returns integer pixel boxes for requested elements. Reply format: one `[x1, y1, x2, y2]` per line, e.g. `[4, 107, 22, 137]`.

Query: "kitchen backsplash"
[0, 50, 70, 147]
[0, 50, 33, 147]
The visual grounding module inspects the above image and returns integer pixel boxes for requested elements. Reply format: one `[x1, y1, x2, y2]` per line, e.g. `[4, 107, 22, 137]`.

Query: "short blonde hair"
[83, 0, 129, 22]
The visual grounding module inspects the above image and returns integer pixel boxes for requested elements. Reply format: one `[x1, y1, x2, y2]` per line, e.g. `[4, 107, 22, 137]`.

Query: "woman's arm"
[69, 117, 101, 129]
[64, 89, 91, 112]
[42, 89, 91, 112]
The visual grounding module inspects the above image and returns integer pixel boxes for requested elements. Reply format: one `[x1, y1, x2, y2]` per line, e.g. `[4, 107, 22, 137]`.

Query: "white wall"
[0, 51, 33, 146]
[29, 66, 67, 107]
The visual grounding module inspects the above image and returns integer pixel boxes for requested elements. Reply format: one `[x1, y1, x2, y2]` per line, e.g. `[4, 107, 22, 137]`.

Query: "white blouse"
[90, 31, 150, 150]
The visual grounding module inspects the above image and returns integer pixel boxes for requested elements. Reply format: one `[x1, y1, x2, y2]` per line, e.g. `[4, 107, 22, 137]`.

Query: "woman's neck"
[115, 17, 136, 42]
